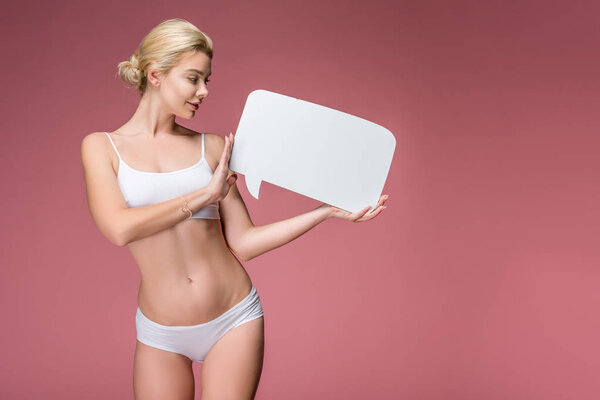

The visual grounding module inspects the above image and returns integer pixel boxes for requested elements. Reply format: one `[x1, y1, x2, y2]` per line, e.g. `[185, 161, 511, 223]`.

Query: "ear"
[146, 65, 163, 88]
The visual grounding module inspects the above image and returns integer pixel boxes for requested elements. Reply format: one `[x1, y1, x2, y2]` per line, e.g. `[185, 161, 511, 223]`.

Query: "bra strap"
[104, 132, 122, 160]
[201, 133, 205, 160]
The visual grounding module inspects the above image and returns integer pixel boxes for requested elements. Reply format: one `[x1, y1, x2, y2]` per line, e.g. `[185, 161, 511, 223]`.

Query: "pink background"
[1, 0, 599, 399]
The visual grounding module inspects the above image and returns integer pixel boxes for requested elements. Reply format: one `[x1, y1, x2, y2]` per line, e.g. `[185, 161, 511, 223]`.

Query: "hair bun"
[117, 55, 143, 90]
[130, 55, 140, 71]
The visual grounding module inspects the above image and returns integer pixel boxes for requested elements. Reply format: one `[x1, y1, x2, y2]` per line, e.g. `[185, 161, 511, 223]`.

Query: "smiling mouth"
[187, 102, 199, 110]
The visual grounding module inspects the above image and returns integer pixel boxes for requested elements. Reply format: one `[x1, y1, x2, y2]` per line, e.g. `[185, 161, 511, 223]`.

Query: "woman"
[81, 18, 388, 400]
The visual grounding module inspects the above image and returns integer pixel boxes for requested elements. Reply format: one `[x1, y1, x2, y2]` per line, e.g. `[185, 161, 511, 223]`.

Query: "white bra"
[104, 132, 220, 219]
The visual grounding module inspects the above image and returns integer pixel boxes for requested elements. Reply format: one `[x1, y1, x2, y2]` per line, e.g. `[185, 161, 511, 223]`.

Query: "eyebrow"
[185, 69, 211, 76]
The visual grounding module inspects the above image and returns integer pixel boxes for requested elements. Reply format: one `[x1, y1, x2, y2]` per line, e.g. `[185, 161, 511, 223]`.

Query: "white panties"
[135, 286, 264, 362]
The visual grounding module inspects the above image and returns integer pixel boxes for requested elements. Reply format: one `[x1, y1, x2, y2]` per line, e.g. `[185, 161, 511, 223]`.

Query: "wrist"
[204, 187, 218, 203]
[317, 203, 334, 219]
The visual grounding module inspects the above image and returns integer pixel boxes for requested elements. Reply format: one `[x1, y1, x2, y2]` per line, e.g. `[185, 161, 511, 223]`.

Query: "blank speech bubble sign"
[229, 89, 396, 214]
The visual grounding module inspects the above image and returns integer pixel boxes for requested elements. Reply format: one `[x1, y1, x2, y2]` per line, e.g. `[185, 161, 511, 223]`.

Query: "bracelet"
[180, 196, 193, 219]
[181, 196, 192, 219]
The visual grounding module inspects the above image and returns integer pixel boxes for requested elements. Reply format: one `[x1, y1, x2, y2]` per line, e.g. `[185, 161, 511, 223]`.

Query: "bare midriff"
[127, 216, 253, 327]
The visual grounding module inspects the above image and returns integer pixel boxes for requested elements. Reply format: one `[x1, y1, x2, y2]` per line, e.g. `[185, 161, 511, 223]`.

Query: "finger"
[222, 139, 230, 162]
[221, 135, 229, 158]
[369, 206, 384, 218]
[218, 135, 232, 166]
[357, 206, 382, 222]
[369, 205, 385, 218]
[227, 174, 237, 186]
[225, 133, 234, 160]
[353, 206, 372, 222]
[362, 204, 385, 220]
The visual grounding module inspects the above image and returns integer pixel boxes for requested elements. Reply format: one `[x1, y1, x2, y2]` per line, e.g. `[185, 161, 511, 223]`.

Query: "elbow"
[97, 222, 127, 247]
[113, 235, 128, 247]
[240, 248, 258, 262]
[236, 249, 249, 262]
[230, 228, 256, 262]
[241, 253, 254, 262]
[110, 223, 129, 247]
[109, 231, 128, 247]
[232, 245, 251, 262]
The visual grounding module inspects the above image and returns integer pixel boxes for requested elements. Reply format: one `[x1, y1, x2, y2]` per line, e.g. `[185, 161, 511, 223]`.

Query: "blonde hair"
[117, 18, 213, 96]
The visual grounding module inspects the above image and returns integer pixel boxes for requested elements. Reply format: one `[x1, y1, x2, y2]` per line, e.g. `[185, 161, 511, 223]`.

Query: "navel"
[187, 275, 194, 284]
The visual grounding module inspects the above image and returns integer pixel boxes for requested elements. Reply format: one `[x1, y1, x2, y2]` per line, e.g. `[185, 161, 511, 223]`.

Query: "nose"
[196, 84, 208, 99]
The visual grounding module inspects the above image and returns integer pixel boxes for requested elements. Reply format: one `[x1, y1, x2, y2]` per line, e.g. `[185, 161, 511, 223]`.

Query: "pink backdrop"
[1, 0, 599, 399]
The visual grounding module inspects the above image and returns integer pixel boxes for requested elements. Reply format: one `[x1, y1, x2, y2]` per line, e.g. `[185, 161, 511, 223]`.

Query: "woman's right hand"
[206, 132, 238, 202]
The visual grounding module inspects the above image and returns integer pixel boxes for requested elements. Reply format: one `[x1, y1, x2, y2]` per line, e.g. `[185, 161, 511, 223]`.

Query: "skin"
[83, 50, 388, 399]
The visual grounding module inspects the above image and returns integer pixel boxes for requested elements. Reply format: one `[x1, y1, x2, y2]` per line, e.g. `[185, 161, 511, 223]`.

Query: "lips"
[187, 102, 199, 110]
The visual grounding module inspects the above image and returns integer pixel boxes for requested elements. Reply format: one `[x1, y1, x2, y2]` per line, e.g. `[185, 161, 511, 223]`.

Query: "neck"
[123, 90, 178, 139]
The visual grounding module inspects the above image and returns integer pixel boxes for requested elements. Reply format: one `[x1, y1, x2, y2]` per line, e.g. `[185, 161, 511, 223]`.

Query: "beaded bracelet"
[180, 196, 193, 219]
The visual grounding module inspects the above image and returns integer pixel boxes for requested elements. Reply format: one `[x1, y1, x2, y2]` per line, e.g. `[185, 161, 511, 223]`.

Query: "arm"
[219, 174, 331, 261]
[222, 189, 388, 261]
[117, 189, 214, 245]
[240, 205, 332, 261]
[237, 197, 390, 261]
[81, 132, 215, 246]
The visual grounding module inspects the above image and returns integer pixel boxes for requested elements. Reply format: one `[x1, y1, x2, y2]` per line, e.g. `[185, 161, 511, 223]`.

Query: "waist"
[128, 220, 252, 324]
[137, 260, 252, 325]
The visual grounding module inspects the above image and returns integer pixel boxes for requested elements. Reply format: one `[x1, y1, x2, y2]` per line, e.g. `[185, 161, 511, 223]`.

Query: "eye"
[188, 78, 209, 85]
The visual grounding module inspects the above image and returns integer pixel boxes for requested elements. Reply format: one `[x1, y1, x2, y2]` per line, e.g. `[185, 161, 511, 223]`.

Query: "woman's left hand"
[320, 194, 389, 222]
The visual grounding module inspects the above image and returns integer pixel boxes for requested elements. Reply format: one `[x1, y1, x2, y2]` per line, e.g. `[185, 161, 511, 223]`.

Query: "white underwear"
[135, 286, 264, 362]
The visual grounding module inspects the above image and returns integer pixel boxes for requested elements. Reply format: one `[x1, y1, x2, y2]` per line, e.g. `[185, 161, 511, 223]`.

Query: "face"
[154, 51, 211, 118]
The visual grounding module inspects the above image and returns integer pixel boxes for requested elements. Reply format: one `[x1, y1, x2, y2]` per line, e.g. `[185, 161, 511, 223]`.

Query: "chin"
[175, 109, 195, 119]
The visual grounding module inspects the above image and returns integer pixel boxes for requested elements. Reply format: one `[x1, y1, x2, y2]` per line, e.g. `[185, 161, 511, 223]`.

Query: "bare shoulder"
[81, 131, 111, 160]
[205, 132, 225, 147]
[81, 131, 107, 144]
[81, 131, 121, 174]
[204, 133, 227, 159]
[203, 133, 228, 171]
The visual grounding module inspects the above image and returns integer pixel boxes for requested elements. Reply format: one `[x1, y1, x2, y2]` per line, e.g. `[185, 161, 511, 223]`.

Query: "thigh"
[133, 340, 195, 400]
[200, 316, 265, 400]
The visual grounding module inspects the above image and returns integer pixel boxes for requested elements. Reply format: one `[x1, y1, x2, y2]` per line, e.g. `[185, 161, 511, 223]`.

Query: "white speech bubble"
[229, 90, 396, 214]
